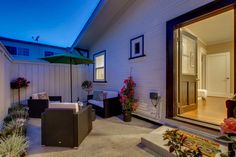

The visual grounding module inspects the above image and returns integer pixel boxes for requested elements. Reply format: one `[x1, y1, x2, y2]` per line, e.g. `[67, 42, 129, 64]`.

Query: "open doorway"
[177, 10, 234, 125]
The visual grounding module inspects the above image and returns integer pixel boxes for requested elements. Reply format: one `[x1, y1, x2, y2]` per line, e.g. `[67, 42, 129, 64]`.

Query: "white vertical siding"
[10, 61, 88, 104]
[0, 46, 12, 120]
[88, 0, 214, 122]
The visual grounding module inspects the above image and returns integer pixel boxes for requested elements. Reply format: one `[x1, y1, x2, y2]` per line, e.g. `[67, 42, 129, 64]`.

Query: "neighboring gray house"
[0, 36, 66, 61]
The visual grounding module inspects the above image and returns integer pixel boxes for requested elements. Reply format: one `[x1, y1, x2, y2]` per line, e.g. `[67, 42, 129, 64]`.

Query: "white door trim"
[206, 52, 230, 97]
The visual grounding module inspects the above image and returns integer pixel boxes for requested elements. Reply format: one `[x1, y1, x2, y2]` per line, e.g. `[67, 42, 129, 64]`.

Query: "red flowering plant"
[216, 118, 236, 156]
[220, 118, 236, 134]
[10, 77, 30, 105]
[119, 76, 138, 112]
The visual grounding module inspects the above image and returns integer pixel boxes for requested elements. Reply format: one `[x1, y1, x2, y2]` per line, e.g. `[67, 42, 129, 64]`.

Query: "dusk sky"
[0, 0, 100, 47]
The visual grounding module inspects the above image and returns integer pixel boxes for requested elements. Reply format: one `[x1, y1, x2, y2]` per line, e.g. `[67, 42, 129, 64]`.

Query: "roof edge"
[0, 36, 66, 50]
[71, 0, 107, 49]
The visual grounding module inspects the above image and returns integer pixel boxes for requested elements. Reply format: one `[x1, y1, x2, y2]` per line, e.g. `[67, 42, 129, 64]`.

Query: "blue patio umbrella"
[41, 53, 93, 102]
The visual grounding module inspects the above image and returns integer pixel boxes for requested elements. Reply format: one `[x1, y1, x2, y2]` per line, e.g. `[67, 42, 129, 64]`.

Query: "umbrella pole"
[70, 58, 72, 102]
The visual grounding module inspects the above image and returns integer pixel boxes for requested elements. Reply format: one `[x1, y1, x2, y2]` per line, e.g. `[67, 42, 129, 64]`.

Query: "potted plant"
[163, 129, 203, 157]
[119, 76, 138, 122]
[81, 80, 93, 101]
[10, 77, 30, 105]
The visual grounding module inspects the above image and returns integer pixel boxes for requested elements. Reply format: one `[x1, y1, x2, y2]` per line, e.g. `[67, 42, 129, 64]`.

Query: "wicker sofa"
[88, 90, 122, 118]
[41, 105, 93, 148]
[28, 96, 62, 118]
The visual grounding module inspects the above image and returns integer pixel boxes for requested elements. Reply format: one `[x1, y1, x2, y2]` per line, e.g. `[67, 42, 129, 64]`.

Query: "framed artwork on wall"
[129, 35, 145, 60]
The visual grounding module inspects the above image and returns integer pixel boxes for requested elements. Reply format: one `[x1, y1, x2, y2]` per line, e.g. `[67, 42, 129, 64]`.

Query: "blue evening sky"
[0, 0, 100, 47]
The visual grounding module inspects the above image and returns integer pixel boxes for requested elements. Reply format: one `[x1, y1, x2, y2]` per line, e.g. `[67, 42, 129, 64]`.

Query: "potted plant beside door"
[120, 76, 138, 122]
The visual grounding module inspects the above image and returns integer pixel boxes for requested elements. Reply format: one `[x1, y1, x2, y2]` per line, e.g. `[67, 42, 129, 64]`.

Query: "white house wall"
[88, 0, 214, 123]
[0, 47, 11, 120]
[10, 61, 89, 105]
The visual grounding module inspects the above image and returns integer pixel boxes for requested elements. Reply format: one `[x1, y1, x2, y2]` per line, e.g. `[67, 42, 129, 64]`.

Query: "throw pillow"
[93, 91, 104, 101]
[103, 92, 108, 100]
[32, 93, 39, 99]
[38, 92, 49, 100]
[97, 92, 104, 101]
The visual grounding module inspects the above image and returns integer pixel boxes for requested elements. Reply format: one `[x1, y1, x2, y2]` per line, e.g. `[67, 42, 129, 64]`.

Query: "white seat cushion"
[88, 99, 104, 108]
[103, 91, 118, 99]
[32, 92, 49, 100]
[49, 102, 79, 113]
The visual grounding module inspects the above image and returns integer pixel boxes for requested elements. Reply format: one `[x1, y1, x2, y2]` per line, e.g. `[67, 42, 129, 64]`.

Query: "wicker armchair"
[41, 105, 93, 147]
[87, 91, 122, 118]
[28, 96, 61, 118]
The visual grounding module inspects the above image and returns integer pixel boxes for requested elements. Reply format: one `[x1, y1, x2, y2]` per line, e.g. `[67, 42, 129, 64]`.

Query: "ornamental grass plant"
[0, 133, 29, 157]
[0, 105, 29, 156]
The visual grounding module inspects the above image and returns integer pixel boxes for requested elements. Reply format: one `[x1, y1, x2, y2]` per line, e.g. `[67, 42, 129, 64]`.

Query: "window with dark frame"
[5, 46, 29, 56]
[93, 51, 106, 82]
[17, 48, 29, 56]
[5, 46, 17, 55]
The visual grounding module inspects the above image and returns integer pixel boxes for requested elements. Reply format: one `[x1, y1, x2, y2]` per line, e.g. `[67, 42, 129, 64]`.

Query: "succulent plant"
[11, 109, 28, 119]
[4, 109, 28, 124]
[1, 119, 26, 137]
[0, 133, 29, 157]
[8, 104, 26, 114]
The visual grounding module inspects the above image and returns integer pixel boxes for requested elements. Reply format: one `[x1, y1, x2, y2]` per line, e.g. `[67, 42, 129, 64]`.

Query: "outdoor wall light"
[149, 92, 161, 108]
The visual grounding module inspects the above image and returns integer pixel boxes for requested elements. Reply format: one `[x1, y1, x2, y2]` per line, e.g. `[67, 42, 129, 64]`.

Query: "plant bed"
[141, 126, 227, 157]
[163, 129, 221, 157]
[0, 104, 29, 156]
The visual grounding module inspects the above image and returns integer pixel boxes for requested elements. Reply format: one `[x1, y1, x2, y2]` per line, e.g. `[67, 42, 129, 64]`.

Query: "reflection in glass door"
[178, 30, 198, 114]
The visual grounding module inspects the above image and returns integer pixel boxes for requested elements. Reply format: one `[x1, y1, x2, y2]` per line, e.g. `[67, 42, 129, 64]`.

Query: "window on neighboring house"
[93, 51, 106, 82]
[44, 51, 54, 56]
[5, 46, 17, 55]
[5, 46, 29, 56]
[17, 48, 29, 56]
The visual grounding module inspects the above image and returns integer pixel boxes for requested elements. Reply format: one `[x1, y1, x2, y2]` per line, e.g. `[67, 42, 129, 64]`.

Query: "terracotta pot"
[123, 111, 132, 122]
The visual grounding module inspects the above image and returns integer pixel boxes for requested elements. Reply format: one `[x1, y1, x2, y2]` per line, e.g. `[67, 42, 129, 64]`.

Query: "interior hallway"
[180, 97, 227, 125]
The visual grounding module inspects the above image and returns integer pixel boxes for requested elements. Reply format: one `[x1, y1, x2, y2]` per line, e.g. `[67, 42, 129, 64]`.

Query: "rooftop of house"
[0, 36, 66, 50]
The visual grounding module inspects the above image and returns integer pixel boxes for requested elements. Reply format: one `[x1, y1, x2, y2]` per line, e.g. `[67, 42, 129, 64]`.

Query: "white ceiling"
[185, 10, 234, 45]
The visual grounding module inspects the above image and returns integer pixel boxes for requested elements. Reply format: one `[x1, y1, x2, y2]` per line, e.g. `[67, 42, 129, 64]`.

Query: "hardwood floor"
[179, 97, 227, 125]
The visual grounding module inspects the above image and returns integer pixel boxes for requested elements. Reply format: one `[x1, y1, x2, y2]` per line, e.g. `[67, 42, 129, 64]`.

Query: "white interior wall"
[10, 61, 89, 105]
[87, 0, 214, 122]
[197, 40, 207, 89]
[0, 45, 12, 120]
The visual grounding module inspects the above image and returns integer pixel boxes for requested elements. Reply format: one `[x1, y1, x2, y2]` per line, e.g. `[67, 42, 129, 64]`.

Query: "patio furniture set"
[27, 90, 122, 148]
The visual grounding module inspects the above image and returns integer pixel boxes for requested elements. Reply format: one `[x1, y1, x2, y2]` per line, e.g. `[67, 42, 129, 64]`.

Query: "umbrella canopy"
[41, 53, 93, 102]
[41, 53, 93, 65]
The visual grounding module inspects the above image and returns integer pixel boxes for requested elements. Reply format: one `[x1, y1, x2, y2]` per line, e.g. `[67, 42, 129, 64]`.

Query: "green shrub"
[0, 133, 29, 157]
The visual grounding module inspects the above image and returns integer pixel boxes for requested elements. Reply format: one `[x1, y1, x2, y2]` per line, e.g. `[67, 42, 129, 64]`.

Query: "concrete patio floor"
[26, 116, 161, 157]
